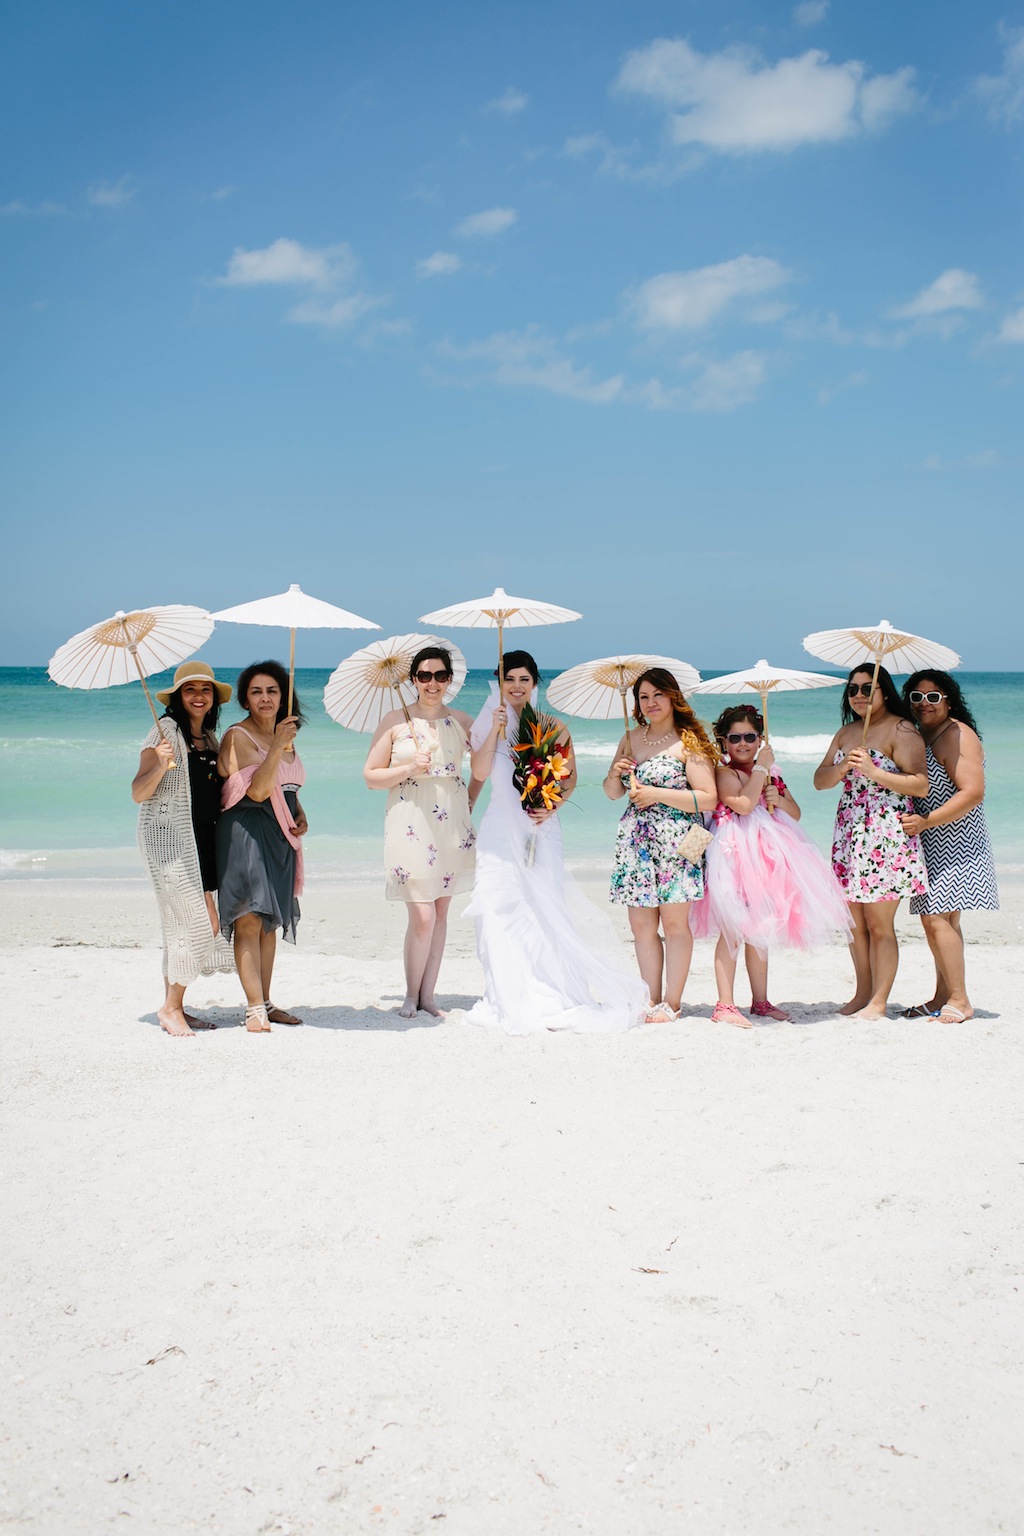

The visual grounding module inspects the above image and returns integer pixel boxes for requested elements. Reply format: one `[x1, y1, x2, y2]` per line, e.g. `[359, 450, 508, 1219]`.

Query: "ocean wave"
[572, 733, 834, 762]
[0, 846, 143, 877]
[0, 737, 135, 756]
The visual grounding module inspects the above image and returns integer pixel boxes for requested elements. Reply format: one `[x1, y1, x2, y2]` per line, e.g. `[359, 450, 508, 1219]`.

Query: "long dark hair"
[162, 687, 221, 738]
[903, 669, 980, 737]
[840, 664, 911, 726]
[632, 667, 716, 759]
[236, 659, 306, 728]
[497, 649, 540, 684]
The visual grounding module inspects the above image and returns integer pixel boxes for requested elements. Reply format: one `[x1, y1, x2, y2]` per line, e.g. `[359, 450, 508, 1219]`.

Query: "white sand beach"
[3, 879, 1023, 1535]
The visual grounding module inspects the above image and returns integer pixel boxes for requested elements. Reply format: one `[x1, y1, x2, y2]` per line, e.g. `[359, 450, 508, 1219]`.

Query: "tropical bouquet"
[511, 703, 574, 865]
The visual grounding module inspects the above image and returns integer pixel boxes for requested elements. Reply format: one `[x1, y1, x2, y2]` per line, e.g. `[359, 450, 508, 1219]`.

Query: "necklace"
[642, 725, 676, 751]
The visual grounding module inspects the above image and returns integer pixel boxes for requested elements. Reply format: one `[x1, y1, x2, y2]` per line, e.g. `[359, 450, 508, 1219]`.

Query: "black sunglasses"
[909, 691, 945, 705]
[726, 732, 759, 744]
[415, 669, 451, 683]
[847, 682, 876, 698]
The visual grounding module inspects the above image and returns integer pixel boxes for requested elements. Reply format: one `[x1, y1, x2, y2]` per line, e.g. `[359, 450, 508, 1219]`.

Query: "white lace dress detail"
[136, 721, 234, 984]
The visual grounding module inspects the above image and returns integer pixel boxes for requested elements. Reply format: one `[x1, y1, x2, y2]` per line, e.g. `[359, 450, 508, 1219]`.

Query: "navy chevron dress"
[910, 748, 999, 915]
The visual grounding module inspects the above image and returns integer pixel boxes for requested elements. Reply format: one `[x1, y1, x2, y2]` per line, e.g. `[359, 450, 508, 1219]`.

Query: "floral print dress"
[831, 748, 928, 903]
[610, 752, 706, 907]
[384, 717, 476, 902]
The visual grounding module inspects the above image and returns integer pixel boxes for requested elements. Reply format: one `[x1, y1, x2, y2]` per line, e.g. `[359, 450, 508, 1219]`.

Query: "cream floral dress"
[383, 717, 476, 901]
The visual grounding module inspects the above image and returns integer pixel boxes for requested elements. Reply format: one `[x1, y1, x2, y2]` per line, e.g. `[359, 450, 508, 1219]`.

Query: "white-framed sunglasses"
[909, 691, 946, 704]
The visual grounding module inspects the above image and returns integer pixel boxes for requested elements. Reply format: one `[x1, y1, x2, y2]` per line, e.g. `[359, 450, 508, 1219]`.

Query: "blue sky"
[2, 0, 1021, 670]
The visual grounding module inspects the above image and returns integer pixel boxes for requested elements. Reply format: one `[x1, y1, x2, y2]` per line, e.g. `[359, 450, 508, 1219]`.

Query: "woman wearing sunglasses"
[813, 665, 928, 1019]
[691, 706, 851, 1027]
[897, 671, 998, 1023]
[364, 645, 476, 1018]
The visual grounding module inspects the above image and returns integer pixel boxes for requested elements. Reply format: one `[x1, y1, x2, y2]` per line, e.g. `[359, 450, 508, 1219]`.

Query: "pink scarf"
[221, 729, 305, 896]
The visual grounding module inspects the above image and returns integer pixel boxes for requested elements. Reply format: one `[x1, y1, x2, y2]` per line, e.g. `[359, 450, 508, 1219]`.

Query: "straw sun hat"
[155, 660, 233, 705]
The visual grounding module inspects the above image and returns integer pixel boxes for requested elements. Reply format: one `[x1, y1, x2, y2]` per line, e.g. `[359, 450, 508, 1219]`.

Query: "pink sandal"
[712, 1002, 751, 1028]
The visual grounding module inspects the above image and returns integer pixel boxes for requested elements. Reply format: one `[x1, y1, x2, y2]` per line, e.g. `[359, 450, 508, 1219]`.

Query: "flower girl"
[692, 705, 851, 1026]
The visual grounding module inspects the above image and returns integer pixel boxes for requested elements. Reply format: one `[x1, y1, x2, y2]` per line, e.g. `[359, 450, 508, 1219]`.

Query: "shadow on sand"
[138, 995, 481, 1034]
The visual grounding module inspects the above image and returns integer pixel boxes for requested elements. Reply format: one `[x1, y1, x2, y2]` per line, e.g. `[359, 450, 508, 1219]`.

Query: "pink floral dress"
[831, 749, 928, 903]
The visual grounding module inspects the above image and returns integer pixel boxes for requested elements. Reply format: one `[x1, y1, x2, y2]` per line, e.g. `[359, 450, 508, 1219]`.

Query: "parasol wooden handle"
[497, 621, 506, 738]
[128, 642, 175, 763]
[859, 658, 883, 747]
[760, 688, 774, 814]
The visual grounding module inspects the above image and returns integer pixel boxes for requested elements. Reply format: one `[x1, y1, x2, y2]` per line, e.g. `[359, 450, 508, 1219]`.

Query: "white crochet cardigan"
[136, 720, 235, 984]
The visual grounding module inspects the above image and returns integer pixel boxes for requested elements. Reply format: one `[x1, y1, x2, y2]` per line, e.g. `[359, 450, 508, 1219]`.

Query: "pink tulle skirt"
[690, 806, 852, 956]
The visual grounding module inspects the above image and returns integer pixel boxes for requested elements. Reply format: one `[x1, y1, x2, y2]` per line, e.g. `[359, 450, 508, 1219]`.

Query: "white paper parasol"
[802, 620, 960, 744]
[212, 583, 379, 714]
[547, 654, 701, 755]
[419, 586, 581, 735]
[324, 633, 467, 735]
[48, 605, 215, 734]
[689, 659, 842, 743]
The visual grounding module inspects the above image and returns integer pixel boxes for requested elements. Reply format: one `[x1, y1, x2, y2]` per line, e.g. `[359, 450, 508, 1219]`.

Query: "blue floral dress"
[831, 749, 928, 903]
[384, 717, 476, 901]
[610, 753, 706, 907]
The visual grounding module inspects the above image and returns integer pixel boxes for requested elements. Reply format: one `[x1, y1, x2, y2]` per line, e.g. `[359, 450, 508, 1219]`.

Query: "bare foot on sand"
[159, 1005, 195, 1038]
[839, 996, 871, 1016]
[852, 1004, 889, 1021]
[398, 996, 420, 1019]
[419, 999, 447, 1019]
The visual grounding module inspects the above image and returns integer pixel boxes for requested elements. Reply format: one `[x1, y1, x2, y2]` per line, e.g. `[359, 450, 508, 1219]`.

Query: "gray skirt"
[216, 791, 300, 943]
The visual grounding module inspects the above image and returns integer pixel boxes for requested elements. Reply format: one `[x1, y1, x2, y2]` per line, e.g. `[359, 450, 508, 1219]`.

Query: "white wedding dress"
[464, 687, 648, 1035]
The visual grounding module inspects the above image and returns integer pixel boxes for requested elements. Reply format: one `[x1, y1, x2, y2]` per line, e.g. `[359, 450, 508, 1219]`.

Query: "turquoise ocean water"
[1, 668, 1020, 883]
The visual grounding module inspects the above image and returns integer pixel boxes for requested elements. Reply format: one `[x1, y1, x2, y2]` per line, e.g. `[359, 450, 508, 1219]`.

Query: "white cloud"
[417, 251, 462, 278]
[890, 268, 984, 319]
[682, 350, 769, 411]
[997, 305, 1024, 343]
[630, 255, 791, 332]
[87, 175, 138, 208]
[217, 236, 382, 333]
[562, 130, 696, 184]
[614, 38, 918, 152]
[486, 87, 529, 115]
[454, 206, 517, 238]
[439, 328, 771, 414]
[564, 132, 606, 159]
[219, 238, 356, 290]
[972, 25, 1024, 127]
[287, 293, 381, 329]
[817, 368, 868, 405]
[923, 449, 1001, 472]
[0, 198, 67, 217]
[793, 1, 829, 24]
[440, 328, 624, 404]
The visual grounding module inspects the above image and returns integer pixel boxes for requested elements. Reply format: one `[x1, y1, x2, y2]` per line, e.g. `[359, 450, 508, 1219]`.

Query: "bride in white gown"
[464, 650, 648, 1034]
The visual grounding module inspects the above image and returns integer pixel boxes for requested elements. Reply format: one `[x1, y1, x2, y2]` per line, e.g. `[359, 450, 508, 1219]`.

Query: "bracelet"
[751, 764, 769, 776]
